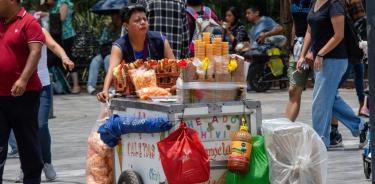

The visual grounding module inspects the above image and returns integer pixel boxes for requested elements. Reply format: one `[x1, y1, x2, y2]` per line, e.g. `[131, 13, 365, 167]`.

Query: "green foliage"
[72, 0, 109, 37]
[73, 11, 110, 38]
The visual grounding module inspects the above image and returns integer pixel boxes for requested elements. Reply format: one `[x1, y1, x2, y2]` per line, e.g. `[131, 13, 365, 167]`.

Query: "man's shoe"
[359, 122, 369, 149]
[43, 163, 57, 181]
[7, 150, 19, 159]
[14, 170, 23, 183]
[330, 131, 343, 148]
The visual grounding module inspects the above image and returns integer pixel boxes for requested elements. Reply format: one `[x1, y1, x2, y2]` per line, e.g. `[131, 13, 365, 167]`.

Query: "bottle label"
[230, 141, 252, 159]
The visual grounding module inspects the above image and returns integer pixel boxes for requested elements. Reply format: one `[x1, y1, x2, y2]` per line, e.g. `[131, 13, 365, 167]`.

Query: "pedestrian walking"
[13, 27, 75, 182]
[297, 0, 368, 147]
[330, 0, 368, 147]
[0, 0, 45, 183]
[285, 0, 313, 123]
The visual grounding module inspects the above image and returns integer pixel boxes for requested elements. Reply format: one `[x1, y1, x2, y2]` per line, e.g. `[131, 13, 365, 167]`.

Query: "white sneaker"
[43, 163, 57, 181]
[87, 85, 96, 95]
[14, 170, 23, 183]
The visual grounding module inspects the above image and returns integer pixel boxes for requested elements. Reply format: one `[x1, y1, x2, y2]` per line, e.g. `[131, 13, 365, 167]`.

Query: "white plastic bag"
[262, 118, 327, 184]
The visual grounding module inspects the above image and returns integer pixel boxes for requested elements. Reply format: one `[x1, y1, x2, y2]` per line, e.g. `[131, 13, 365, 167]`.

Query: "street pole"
[368, 0, 375, 183]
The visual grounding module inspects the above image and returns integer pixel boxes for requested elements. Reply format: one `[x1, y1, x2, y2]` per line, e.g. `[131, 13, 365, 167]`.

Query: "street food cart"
[110, 98, 262, 183]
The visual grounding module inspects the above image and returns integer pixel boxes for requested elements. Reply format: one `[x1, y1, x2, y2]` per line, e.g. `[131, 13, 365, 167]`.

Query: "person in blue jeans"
[87, 12, 122, 94]
[329, 0, 367, 147]
[7, 131, 18, 158]
[297, 0, 367, 147]
[10, 28, 75, 182]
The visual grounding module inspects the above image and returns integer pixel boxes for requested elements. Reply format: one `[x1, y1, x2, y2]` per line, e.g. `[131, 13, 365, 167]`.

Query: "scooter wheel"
[118, 170, 143, 184]
[363, 155, 371, 179]
[247, 63, 272, 92]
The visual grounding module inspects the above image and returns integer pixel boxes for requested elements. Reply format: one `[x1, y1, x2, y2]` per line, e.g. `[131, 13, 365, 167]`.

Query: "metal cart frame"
[110, 98, 262, 184]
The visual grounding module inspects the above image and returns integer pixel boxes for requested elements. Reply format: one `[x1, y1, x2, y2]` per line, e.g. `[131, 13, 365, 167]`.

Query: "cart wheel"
[363, 156, 371, 179]
[118, 170, 143, 184]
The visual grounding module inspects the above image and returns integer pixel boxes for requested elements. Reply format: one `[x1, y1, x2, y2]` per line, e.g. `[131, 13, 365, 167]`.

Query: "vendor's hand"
[256, 32, 267, 44]
[314, 55, 323, 71]
[97, 90, 109, 103]
[62, 57, 75, 71]
[11, 78, 27, 97]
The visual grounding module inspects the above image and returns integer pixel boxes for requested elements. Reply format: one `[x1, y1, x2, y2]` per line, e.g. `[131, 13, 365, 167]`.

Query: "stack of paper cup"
[202, 32, 211, 44]
[195, 40, 206, 60]
[222, 42, 229, 56]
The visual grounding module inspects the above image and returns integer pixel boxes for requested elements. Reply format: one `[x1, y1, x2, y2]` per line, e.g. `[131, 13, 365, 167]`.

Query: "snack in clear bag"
[130, 68, 157, 90]
[86, 103, 114, 184]
[136, 86, 172, 100]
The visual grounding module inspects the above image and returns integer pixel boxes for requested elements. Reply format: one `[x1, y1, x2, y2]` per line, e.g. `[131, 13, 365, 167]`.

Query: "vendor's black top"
[291, 0, 312, 37]
[113, 31, 166, 63]
[307, 0, 347, 58]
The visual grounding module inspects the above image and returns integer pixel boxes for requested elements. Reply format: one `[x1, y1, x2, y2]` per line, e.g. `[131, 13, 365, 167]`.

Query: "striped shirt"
[138, 0, 189, 58]
[346, 0, 366, 22]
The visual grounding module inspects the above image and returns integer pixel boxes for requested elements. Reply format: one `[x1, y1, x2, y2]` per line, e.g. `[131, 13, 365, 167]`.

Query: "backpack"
[341, 0, 364, 63]
[186, 6, 222, 41]
[50, 66, 71, 94]
[186, 6, 222, 57]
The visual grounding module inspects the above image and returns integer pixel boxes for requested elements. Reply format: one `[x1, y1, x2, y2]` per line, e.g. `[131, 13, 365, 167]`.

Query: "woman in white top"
[11, 28, 74, 182]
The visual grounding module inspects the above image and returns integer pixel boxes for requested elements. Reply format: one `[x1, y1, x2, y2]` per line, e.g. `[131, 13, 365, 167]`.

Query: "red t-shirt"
[0, 8, 45, 96]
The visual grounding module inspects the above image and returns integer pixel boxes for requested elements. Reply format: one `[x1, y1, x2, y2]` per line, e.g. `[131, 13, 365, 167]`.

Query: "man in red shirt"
[0, 0, 45, 183]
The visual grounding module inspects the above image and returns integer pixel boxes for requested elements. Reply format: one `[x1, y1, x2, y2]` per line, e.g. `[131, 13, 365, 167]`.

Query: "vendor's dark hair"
[247, 4, 264, 16]
[120, 4, 146, 23]
[187, 0, 203, 6]
[226, 7, 241, 25]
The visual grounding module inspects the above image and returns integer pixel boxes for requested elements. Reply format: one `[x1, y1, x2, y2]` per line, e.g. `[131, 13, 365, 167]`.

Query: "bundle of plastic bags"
[86, 104, 114, 184]
[262, 118, 327, 184]
[98, 114, 173, 147]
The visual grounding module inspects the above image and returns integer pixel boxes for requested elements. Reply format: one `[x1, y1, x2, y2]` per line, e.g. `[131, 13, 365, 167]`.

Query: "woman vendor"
[97, 4, 175, 102]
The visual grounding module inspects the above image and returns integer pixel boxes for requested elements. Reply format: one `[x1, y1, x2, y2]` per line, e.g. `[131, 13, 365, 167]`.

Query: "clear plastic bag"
[136, 86, 171, 100]
[129, 68, 157, 91]
[262, 118, 327, 184]
[86, 103, 114, 184]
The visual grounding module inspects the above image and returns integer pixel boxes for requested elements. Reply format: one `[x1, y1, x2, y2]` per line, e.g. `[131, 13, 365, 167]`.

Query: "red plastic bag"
[157, 122, 210, 184]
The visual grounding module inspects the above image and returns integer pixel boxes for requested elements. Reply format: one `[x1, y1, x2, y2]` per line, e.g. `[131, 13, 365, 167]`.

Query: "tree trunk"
[280, 0, 293, 49]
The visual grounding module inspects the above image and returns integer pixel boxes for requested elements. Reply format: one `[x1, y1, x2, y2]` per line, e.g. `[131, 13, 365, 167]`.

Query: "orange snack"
[131, 69, 157, 90]
[137, 86, 172, 100]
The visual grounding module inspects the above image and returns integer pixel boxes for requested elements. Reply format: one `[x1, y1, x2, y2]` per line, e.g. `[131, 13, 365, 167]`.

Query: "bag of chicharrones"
[129, 68, 157, 91]
[86, 103, 114, 184]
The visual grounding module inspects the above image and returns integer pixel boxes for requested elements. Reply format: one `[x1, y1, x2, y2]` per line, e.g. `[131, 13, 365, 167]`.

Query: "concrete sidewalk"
[2, 89, 371, 183]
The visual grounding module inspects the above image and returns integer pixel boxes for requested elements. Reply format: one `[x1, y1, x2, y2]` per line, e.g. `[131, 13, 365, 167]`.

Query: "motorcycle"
[244, 35, 289, 92]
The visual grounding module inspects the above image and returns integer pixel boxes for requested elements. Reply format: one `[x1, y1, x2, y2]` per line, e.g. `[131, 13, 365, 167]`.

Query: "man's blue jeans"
[340, 62, 365, 103]
[87, 54, 110, 88]
[313, 58, 364, 146]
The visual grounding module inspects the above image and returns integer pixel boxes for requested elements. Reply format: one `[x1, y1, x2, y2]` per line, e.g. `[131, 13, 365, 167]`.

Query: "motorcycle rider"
[245, 4, 284, 52]
[245, 4, 284, 91]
